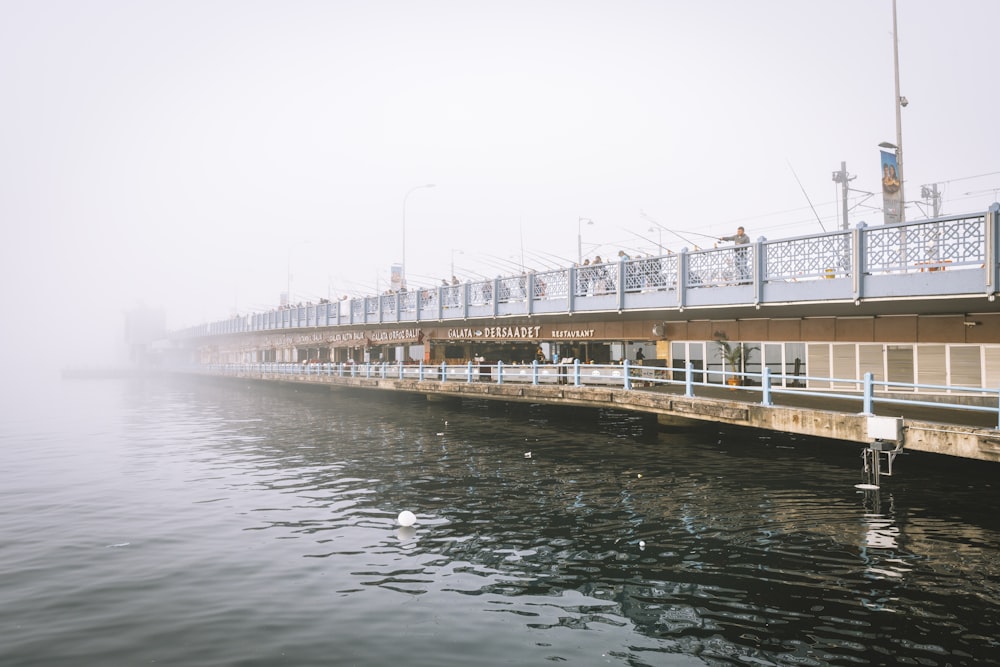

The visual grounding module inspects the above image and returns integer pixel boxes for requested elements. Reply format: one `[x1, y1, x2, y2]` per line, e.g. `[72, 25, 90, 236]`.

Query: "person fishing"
[719, 226, 751, 282]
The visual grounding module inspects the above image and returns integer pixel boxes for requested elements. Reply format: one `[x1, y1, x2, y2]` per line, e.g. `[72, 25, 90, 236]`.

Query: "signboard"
[880, 150, 901, 224]
[390, 264, 403, 292]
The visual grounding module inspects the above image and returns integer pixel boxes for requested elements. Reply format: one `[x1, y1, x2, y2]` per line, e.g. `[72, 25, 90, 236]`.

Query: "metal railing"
[203, 360, 1000, 429]
[177, 205, 1000, 338]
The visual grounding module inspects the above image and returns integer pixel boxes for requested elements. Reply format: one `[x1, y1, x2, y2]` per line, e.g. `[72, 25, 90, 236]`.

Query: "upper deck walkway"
[180, 205, 1000, 338]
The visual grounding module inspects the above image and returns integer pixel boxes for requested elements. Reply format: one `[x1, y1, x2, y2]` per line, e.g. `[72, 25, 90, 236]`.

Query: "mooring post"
[440, 361, 447, 383]
[497, 360, 504, 384]
[685, 362, 694, 398]
[467, 360, 474, 383]
[573, 359, 581, 386]
[532, 360, 539, 385]
[761, 367, 772, 406]
[623, 359, 631, 390]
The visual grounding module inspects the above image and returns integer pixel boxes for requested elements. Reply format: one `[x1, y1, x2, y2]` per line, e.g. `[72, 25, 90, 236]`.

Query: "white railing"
[203, 360, 1000, 429]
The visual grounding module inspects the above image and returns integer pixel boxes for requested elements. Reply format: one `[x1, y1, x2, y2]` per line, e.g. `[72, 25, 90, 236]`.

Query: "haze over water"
[1, 375, 998, 666]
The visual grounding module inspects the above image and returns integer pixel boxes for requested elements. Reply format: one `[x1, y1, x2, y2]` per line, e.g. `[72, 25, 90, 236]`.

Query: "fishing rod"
[522, 250, 563, 270]
[640, 210, 703, 247]
[621, 227, 672, 256]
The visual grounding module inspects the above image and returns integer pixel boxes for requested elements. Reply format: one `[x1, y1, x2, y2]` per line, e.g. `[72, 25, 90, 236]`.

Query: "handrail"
[200, 360, 1000, 429]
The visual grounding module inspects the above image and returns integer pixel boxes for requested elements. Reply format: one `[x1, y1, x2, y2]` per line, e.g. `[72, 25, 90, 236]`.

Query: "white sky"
[1, 0, 998, 366]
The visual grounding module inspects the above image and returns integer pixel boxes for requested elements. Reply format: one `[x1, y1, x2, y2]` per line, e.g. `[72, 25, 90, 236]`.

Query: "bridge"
[178, 204, 999, 336]
[168, 205, 1000, 469]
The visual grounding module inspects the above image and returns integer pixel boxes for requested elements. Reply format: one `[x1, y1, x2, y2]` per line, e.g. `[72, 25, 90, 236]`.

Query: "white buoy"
[397, 510, 416, 527]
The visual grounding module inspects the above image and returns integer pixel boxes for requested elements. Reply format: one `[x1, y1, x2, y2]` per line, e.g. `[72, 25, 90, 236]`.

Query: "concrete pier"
[190, 368, 1000, 464]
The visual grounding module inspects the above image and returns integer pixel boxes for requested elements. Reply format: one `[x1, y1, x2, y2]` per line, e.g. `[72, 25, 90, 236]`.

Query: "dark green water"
[1, 375, 997, 666]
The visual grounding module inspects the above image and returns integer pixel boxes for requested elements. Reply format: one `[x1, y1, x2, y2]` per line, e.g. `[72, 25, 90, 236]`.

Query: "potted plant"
[716, 338, 755, 387]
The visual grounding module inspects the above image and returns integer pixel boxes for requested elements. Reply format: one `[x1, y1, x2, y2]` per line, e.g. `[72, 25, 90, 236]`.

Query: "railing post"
[685, 361, 694, 397]
[573, 359, 581, 387]
[617, 256, 626, 311]
[467, 360, 474, 383]
[568, 265, 577, 312]
[398, 362, 404, 380]
[996, 383, 1000, 430]
[853, 222, 866, 303]
[862, 371, 874, 415]
[761, 367, 772, 406]
[497, 360, 504, 384]
[677, 248, 689, 309]
[419, 360, 425, 381]
[441, 361, 447, 383]
[623, 359, 631, 390]
[532, 360, 539, 385]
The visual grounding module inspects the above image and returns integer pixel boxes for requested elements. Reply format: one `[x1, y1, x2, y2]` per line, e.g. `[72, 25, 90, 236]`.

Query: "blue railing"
[178, 205, 1000, 338]
[203, 360, 1000, 429]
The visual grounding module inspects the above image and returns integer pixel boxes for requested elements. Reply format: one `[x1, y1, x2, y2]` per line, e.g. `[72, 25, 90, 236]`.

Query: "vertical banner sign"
[390, 264, 403, 292]
[880, 150, 901, 224]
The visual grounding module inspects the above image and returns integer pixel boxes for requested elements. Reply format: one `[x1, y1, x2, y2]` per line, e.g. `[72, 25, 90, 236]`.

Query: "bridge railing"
[180, 204, 999, 337]
[204, 360, 1000, 429]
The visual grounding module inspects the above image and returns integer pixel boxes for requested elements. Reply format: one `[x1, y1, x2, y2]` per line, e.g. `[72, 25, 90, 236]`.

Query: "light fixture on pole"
[402, 183, 436, 289]
[577, 217, 594, 264]
[450, 248, 464, 278]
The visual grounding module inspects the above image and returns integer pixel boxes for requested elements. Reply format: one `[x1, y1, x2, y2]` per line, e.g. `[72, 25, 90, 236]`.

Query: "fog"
[1, 0, 998, 376]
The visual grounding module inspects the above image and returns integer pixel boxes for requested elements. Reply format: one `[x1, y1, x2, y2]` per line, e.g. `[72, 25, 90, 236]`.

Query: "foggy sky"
[2, 0, 998, 370]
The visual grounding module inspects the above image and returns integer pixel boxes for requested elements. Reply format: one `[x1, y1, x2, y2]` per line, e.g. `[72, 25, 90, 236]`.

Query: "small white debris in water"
[638, 541, 646, 549]
[637, 473, 642, 479]
[397, 510, 416, 527]
[436, 432, 444, 436]
[524, 452, 532, 459]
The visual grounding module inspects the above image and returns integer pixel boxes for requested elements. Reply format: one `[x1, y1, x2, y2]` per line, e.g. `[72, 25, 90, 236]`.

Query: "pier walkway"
[197, 361, 1000, 465]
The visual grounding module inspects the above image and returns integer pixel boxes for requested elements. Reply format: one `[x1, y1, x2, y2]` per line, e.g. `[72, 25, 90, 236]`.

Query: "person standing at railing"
[719, 226, 751, 283]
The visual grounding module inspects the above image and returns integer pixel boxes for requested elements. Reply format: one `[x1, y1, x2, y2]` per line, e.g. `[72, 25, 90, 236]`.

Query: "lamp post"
[890, 0, 905, 220]
[450, 248, 464, 278]
[647, 226, 663, 255]
[577, 217, 594, 264]
[402, 183, 436, 289]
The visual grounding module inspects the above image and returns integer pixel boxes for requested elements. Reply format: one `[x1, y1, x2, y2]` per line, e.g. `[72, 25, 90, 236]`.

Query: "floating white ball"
[397, 510, 417, 527]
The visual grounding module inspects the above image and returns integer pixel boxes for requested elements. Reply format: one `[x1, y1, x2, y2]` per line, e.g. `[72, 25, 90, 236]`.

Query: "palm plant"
[715, 337, 756, 385]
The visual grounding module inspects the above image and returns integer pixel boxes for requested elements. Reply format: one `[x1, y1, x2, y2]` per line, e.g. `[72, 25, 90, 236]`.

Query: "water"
[2, 375, 998, 666]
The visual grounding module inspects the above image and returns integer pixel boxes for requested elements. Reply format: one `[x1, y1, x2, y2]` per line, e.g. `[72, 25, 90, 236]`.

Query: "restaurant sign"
[447, 325, 596, 340]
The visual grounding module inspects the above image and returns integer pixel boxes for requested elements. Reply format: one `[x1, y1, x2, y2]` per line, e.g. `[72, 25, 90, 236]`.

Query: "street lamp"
[402, 183, 436, 289]
[450, 248, 464, 278]
[577, 217, 594, 264]
[647, 226, 663, 255]
[890, 0, 905, 220]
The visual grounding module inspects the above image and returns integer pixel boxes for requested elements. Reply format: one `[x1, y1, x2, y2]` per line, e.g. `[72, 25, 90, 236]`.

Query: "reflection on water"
[1, 376, 998, 666]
